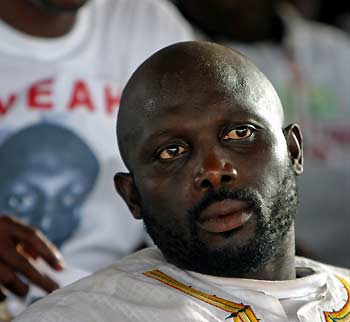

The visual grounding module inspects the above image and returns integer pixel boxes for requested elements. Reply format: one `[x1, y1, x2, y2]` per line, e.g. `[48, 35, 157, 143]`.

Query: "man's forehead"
[136, 75, 284, 140]
[140, 89, 282, 140]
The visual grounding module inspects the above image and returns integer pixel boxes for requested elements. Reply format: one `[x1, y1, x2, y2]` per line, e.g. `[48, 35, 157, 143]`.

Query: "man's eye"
[159, 145, 187, 160]
[223, 126, 255, 140]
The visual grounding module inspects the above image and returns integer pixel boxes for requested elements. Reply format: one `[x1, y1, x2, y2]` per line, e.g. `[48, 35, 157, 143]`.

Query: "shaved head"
[115, 41, 303, 279]
[118, 41, 284, 170]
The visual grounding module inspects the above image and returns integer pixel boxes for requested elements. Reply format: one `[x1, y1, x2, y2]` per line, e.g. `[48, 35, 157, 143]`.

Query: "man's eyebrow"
[143, 130, 174, 146]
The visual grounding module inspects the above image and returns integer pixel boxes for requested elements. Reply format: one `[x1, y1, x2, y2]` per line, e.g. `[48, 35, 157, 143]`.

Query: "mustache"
[188, 187, 262, 221]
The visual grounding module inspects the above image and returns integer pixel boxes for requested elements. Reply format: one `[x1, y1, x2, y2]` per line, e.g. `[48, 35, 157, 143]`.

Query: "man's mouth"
[196, 200, 252, 233]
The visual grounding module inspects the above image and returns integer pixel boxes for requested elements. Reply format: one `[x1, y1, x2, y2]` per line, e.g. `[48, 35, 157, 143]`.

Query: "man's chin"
[163, 243, 269, 278]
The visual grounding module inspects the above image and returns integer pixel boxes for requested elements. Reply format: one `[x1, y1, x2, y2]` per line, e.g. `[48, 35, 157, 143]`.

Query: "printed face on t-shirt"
[0, 168, 90, 247]
[0, 123, 99, 248]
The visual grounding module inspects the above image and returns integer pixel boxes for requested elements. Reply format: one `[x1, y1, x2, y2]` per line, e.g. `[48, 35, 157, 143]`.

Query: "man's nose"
[193, 154, 238, 191]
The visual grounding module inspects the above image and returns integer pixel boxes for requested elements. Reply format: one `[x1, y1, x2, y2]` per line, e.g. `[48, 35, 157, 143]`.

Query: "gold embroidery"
[144, 269, 259, 322]
[324, 276, 350, 322]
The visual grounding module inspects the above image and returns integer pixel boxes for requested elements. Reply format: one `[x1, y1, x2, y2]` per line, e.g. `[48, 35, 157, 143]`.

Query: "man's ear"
[283, 124, 303, 175]
[114, 173, 142, 219]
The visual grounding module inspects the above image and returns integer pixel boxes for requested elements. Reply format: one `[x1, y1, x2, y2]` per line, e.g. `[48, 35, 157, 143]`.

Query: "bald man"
[14, 42, 350, 322]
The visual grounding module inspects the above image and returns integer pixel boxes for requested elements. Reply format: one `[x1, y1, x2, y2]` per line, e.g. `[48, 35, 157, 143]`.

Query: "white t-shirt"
[214, 5, 350, 267]
[13, 247, 350, 322]
[0, 0, 193, 271]
[0, 0, 194, 315]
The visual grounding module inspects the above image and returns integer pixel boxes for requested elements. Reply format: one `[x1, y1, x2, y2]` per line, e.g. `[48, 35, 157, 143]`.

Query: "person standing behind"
[0, 0, 193, 317]
[172, 0, 350, 268]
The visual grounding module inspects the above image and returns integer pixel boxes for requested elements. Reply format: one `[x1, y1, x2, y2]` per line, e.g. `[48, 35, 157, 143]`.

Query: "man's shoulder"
[13, 248, 166, 322]
[57, 247, 167, 294]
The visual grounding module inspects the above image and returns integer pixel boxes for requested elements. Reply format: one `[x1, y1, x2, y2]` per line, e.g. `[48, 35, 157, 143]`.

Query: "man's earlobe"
[114, 173, 142, 219]
[284, 124, 303, 175]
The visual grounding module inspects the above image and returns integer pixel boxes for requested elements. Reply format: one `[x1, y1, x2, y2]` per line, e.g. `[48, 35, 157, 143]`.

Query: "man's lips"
[196, 200, 252, 233]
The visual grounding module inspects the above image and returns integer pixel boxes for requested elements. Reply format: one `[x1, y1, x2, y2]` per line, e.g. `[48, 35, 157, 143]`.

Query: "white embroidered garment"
[13, 247, 350, 322]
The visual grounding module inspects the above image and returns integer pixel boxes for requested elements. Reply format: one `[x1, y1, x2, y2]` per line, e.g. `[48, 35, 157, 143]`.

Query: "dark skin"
[174, 0, 285, 43]
[0, 0, 87, 301]
[115, 42, 303, 281]
[0, 0, 87, 37]
[0, 216, 63, 298]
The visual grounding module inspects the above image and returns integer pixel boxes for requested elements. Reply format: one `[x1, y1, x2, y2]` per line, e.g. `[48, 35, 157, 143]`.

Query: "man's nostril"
[201, 179, 211, 189]
[221, 175, 231, 183]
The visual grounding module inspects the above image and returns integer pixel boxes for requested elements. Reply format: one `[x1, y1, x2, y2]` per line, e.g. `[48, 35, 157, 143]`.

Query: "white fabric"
[189, 269, 328, 322]
[13, 247, 350, 322]
[0, 4, 91, 60]
[0, 0, 193, 315]
[208, 5, 350, 267]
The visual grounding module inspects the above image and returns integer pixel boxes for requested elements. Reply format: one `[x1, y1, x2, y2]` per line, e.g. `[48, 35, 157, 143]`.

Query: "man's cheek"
[141, 178, 178, 209]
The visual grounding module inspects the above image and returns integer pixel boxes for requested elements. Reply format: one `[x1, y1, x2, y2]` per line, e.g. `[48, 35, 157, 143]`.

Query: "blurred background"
[291, 0, 350, 33]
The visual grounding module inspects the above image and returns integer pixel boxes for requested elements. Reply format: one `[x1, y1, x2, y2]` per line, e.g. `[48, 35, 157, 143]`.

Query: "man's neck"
[239, 228, 297, 281]
[0, 1, 79, 38]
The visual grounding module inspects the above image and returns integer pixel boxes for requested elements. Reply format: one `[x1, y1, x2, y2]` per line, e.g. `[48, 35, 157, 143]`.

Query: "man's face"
[124, 82, 299, 276]
[28, 0, 88, 12]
